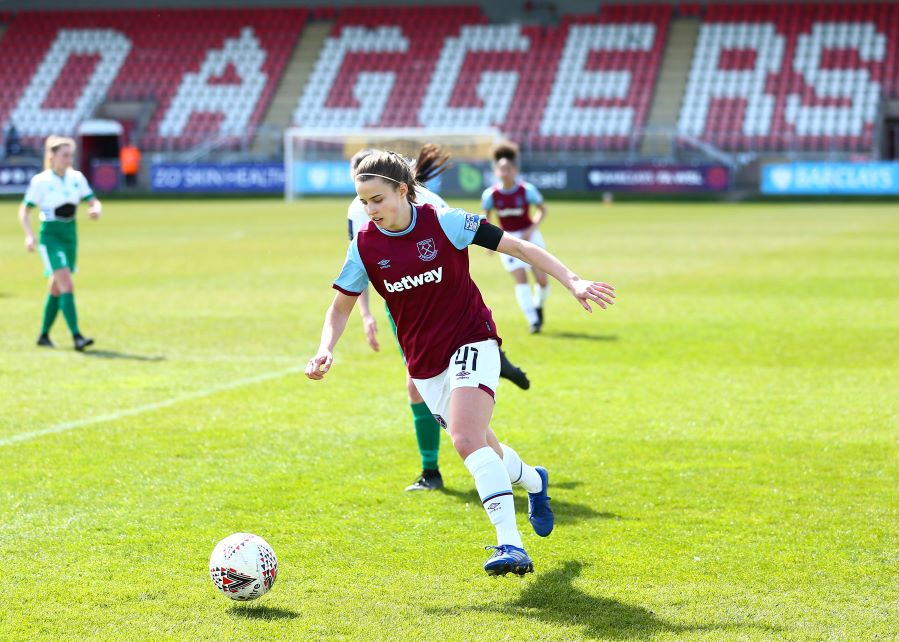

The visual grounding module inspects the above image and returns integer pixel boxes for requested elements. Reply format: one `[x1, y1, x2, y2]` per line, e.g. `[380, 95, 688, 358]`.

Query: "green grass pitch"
[1, 198, 896, 640]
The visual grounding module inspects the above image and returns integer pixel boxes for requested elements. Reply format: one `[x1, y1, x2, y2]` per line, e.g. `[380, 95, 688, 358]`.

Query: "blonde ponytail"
[44, 135, 76, 170]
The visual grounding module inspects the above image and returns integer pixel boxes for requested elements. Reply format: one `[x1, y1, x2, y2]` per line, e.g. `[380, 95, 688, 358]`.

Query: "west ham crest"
[416, 238, 438, 261]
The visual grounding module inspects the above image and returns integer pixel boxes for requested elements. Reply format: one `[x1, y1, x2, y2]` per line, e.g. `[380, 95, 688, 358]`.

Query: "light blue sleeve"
[438, 208, 483, 250]
[480, 187, 494, 211]
[332, 237, 369, 295]
[524, 182, 544, 205]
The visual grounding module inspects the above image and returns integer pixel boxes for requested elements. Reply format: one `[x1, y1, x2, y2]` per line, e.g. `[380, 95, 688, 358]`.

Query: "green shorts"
[38, 221, 77, 276]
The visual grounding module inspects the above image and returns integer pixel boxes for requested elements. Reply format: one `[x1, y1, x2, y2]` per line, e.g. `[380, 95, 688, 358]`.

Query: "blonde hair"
[44, 135, 76, 171]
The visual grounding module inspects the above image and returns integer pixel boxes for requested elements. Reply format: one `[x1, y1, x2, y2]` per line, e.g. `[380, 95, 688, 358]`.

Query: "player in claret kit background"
[307, 150, 615, 576]
[346, 145, 531, 493]
[481, 141, 550, 333]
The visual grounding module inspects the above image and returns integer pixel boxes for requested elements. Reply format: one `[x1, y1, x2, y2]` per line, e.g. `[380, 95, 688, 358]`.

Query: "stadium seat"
[676, 3, 896, 152]
[0, 8, 307, 150]
[291, 4, 670, 152]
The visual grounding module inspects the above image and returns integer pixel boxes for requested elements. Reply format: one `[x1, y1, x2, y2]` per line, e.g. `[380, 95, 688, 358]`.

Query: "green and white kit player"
[18, 135, 102, 350]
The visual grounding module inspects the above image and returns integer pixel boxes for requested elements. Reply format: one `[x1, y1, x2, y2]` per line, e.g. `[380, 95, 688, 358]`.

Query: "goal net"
[283, 128, 501, 201]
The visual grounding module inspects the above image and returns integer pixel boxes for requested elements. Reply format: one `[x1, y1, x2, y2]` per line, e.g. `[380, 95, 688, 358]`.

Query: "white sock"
[500, 443, 543, 494]
[464, 446, 522, 548]
[533, 284, 550, 308]
[515, 284, 539, 326]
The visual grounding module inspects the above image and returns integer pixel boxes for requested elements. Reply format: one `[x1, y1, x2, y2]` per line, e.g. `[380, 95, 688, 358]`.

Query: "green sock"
[41, 294, 60, 334]
[59, 292, 81, 336]
[411, 402, 440, 470]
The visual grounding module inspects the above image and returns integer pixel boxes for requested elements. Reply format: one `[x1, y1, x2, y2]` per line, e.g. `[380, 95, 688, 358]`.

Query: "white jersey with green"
[23, 168, 94, 222]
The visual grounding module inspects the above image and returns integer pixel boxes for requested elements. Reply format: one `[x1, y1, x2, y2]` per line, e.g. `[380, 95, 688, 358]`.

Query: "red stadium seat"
[290, 4, 670, 152]
[0, 8, 307, 150]
[676, 3, 897, 151]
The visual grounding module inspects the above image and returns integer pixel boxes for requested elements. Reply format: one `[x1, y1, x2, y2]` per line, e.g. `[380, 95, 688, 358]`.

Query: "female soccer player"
[307, 151, 615, 575]
[481, 141, 550, 333]
[18, 135, 101, 350]
[347, 146, 530, 493]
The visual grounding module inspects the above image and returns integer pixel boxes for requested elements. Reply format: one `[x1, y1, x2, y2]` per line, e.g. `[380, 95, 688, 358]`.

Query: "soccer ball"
[209, 533, 278, 601]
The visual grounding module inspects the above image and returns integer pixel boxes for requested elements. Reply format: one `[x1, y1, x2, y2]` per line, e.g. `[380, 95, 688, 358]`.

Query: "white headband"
[356, 172, 404, 184]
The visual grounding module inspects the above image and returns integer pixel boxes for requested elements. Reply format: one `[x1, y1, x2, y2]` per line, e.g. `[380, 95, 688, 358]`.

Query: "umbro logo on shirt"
[378, 259, 391, 269]
[383, 267, 443, 293]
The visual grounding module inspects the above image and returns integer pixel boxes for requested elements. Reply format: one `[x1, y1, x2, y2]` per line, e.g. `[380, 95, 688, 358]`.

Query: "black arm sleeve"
[472, 221, 504, 250]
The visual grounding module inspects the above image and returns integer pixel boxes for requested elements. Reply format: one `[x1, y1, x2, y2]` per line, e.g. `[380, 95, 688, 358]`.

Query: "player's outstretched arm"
[496, 234, 615, 312]
[306, 291, 357, 380]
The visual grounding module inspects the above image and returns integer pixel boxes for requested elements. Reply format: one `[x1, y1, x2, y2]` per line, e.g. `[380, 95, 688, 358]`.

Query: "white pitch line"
[0, 365, 305, 448]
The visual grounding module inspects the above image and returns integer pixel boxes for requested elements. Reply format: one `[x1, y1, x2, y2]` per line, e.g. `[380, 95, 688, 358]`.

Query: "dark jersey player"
[346, 146, 530, 493]
[305, 150, 615, 577]
[481, 141, 549, 333]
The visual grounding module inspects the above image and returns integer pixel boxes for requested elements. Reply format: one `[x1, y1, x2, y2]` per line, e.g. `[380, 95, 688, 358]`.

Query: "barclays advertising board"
[761, 162, 899, 195]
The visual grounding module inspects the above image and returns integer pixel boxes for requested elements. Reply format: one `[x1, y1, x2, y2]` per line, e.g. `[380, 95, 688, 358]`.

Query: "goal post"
[283, 128, 502, 201]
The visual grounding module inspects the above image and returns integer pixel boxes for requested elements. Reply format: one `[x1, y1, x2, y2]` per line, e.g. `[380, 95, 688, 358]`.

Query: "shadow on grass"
[428, 561, 720, 640]
[228, 604, 300, 621]
[438, 486, 621, 525]
[542, 331, 618, 342]
[80, 349, 166, 362]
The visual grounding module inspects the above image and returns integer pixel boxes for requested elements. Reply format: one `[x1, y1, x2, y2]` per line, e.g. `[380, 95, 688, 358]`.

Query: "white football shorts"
[501, 228, 546, 272]
[412, 339, 501, 429]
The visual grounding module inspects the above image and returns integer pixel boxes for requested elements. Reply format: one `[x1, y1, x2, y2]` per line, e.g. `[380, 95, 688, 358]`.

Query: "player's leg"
[487, 427, 553, 537]
[36, 235, 65, 347]
[54, 266, 92, 351]
[387, 301, 443, 491]
[485, 428, 541, 492]
[532, 268, 549, 329]
[449, 387, 532, 575]
[529, 229, 550, 330]
[37, 274, 61, 347]
[405, 375, 444, 491]
[498, 348, 530, 390]
[509, 265, 540, 333]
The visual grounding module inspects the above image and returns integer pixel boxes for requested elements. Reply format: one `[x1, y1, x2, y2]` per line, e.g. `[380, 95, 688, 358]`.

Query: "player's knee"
[448, 430, 481, 459]
[512, 269, 527, 284]
[54, 270, 73, 293]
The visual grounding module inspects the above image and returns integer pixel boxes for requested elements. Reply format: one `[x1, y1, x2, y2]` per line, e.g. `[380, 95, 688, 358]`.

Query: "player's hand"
[305, 351, 333, 380]
[88, 204, 101, 219]
[570, 279, 615, 312]
[362, 314, 380, 352]
[24, 236, 36, 252]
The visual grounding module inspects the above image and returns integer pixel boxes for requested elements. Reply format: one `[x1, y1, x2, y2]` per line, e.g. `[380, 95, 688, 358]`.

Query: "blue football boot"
[483, 545, 534, 576]
[527, 466, 554, 537]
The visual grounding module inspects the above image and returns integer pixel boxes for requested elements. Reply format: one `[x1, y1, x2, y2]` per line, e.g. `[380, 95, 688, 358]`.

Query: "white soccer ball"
[209, 533, 278, 601]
